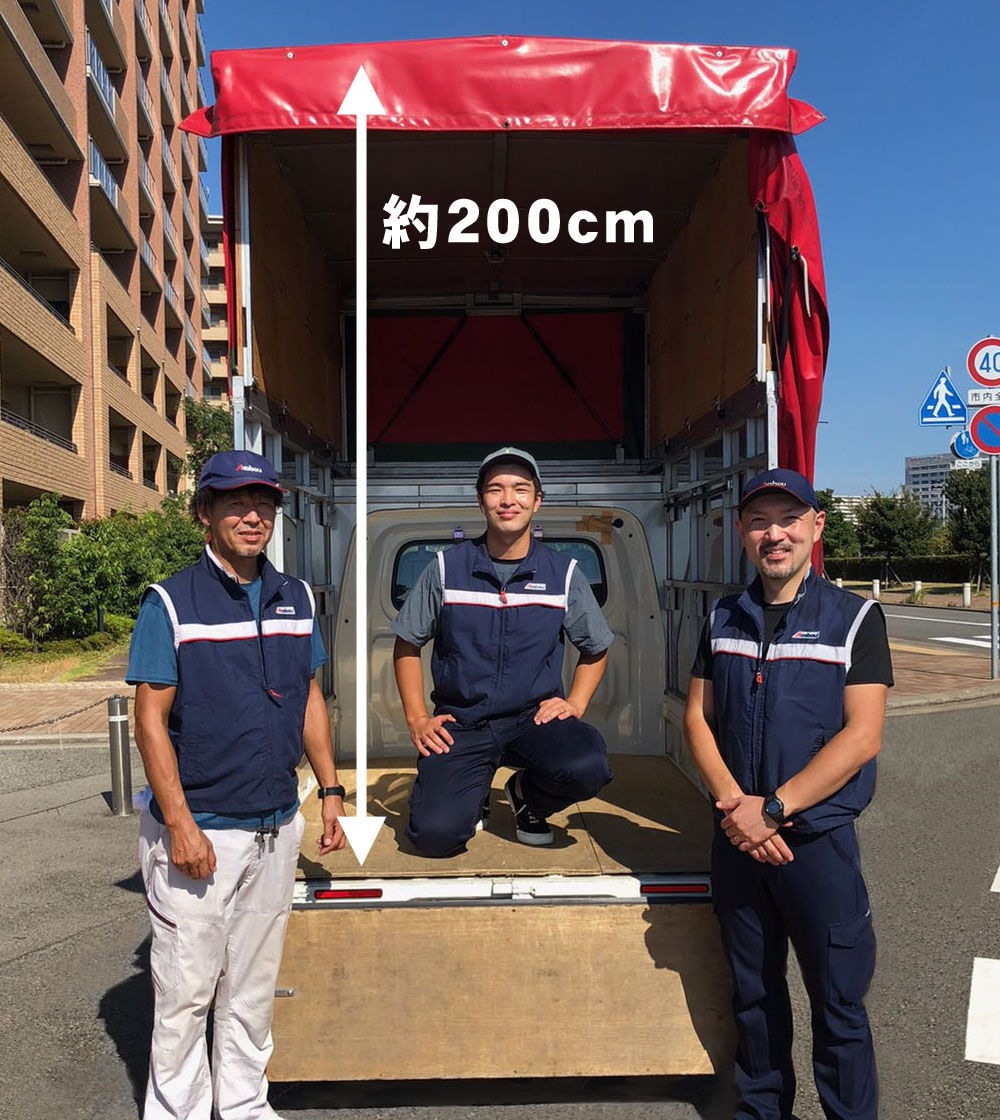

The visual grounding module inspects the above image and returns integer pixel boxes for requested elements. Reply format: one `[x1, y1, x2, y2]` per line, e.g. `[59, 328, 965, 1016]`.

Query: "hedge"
[823, 554, 979, 583]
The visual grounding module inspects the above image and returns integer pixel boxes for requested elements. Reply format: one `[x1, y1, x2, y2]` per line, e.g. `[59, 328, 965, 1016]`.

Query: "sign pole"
[991, 454, 998, 681]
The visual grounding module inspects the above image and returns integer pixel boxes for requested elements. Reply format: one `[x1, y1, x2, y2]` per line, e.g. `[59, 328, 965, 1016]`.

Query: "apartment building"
[0, 0, 212, 518]
[201, 211, 227, 402]
[904, 452, 984, 521]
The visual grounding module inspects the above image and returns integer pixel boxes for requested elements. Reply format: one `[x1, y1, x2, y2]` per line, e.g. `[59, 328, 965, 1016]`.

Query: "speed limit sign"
[967, 337, 1000, 386]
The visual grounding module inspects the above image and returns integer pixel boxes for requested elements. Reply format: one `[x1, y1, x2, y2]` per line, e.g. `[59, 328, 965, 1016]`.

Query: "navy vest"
[146, 547, 315, 814]
[710, 571, 879, 834]
[432, 536, 574, 724]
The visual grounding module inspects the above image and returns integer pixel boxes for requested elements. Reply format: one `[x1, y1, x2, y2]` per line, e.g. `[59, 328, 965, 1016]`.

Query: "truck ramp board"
[296, 754, 713, 879]
[270, 903, 733, 1082]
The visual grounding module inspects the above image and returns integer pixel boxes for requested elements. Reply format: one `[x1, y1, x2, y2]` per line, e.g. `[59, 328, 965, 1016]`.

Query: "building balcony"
[0, 250, 75, 335]
[197, 134, 208, 172]
[180, 73, 192, 118]
[200, 288, 210, 327]
[161, 128, 177, 192]
[177, 8, 191, 62]
[198, 232, 210, 274]
[136, 72, 154, 138]
[195, 14, 205, 66]
[197, 70, 208, 108]
[157, 0, 175, 58]
[180, 131, 195, 179]
[182, 191, 196, 236]
[86, 32, 129, 162]
[85, 0, 127, 74]
[0, 2, 80, 162]
[159, 64, 177, 125]
[163, 272, 181, 325]
[109, 459, 133, 480]
[138, 154, 156, 215]
[184, 313, 196, 355]
[198, 177, 209, 215]
[183, 253, 196, 293]
[138, 230, 161, 291]
[88, 138, 134, 251]
[19, 0, 74, 50]
[1, 405, 77, 453]
[134, 0, 153, 60]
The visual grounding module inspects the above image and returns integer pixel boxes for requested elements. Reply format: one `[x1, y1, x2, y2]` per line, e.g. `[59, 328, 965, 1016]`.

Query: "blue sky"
[197, 0, 1000, 495]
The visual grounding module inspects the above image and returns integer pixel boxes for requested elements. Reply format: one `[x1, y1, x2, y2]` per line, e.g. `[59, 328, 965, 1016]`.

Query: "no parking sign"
[968, 406, 1000, 455]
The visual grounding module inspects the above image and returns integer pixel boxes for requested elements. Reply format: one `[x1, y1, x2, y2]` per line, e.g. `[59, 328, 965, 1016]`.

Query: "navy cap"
[198, 450, 284, 493]
[476, 446, 542, 489]
[738, 468, 819, 514]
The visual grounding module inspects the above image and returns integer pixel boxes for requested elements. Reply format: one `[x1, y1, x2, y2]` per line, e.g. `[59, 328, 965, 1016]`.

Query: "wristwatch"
[317, 785, 346, 799]
[763, 791, 786, 825]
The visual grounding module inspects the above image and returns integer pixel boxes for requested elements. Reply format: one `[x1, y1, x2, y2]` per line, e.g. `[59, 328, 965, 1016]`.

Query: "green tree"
[183, 398, 233, 483]
[815, 488, 859, 558]
[855, 490, 938, 583]
[944, 465, 990, 581]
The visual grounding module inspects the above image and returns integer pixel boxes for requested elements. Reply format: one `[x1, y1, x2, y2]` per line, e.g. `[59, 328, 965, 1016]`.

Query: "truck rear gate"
[183, 34, 828, 1084]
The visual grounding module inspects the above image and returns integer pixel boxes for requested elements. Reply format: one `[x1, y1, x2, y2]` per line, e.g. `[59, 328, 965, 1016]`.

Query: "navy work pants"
[406, 706, 613, 857]
[712, 823, 877, 1120]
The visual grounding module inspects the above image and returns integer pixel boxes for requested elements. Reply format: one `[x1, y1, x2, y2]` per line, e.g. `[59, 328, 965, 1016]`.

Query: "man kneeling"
[392, 447, 615, 855]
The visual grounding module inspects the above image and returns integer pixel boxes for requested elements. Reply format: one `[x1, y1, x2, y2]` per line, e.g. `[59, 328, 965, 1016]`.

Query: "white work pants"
[139, 809, 305, 1120]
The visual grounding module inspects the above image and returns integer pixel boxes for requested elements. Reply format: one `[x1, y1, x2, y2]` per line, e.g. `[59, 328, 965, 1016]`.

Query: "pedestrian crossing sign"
[919, 370, 967, 426]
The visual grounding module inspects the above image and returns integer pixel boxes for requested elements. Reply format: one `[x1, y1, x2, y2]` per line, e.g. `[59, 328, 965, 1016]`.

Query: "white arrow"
[337, 66, 386, 866]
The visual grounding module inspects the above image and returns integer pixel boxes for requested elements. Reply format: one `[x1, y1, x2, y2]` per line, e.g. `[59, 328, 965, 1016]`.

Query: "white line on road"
[966, 957, 1000, 1065]
[992, 863, 1000, 893]
[932, 637, 993, 649]
[883, 613, 991, 627]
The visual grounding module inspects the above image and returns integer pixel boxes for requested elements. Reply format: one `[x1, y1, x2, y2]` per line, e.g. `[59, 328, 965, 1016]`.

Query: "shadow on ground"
[98, 936, 153, 1114]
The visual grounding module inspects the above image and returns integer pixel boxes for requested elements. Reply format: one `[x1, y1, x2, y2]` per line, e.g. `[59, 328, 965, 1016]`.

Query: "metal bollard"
[914, 580, 922, 596]
[835, 577, 843, 589]
[963, 583, 972, 608]
[872, 579, 880, 602]
[108, 695, 133, 816]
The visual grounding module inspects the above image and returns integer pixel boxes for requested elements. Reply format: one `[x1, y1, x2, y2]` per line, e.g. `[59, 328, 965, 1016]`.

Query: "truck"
[181, 35, 829, 1084]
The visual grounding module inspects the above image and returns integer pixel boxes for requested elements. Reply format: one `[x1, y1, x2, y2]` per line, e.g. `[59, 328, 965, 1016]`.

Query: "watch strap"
[317, 785, 346, 799]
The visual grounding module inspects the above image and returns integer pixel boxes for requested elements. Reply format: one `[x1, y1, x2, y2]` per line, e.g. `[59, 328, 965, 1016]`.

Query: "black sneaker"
[504, 771, 553, 846]
[475, 789, 492, 833]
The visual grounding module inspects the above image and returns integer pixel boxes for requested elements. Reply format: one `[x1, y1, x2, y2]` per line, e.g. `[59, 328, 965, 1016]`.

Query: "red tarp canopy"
[182, 35, 828, 480]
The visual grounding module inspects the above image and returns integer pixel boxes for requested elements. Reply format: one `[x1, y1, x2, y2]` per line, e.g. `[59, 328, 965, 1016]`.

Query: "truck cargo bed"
[297, 754, 713, 880]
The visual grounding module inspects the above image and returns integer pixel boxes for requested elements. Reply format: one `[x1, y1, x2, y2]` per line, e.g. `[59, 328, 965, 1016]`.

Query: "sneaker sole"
[504, 779, 554, 846]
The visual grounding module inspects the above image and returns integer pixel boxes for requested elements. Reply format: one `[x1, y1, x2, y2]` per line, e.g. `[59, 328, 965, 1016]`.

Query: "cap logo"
[235, 464, 263, 473]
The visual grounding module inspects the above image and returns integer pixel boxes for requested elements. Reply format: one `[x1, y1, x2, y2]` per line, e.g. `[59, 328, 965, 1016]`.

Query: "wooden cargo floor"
[297, 754, 713, 880]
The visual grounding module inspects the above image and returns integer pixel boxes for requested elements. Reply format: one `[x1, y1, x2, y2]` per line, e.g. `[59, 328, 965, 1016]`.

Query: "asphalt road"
[1, 710, 999, 1120]
[882, 603, 993, 658]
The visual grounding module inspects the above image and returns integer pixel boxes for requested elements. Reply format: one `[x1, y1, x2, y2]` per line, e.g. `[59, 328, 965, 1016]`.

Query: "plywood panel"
[270, 904, 734, 1081]
[296, 755, 711, 880]
[647, 138, 758, 450]
[248, 138, 342, 448]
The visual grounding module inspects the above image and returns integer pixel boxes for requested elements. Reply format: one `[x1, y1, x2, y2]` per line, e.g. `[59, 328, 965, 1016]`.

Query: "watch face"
[765, 796, 784, 822]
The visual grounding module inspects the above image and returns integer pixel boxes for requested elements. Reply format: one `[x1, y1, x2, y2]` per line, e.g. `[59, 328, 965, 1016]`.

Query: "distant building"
[831, 495, 865, 524]
[904, 453, 984, 521]
[201, 214, 228, 404]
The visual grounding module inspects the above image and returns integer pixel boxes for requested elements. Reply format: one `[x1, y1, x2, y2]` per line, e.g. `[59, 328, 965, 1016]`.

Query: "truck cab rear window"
[391, 539, 608, 610]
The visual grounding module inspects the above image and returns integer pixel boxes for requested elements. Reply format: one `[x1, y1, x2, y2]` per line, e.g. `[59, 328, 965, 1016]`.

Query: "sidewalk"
[0, 642, 996, 746]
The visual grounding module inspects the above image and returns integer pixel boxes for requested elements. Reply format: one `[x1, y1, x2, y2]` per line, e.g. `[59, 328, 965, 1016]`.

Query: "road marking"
[992, 862, 1000, 893]
[883, 613, 992, 627]
[887, 641, 964, 657]
[932, 637, 993, 649]
[966, 958, 1000, 1065]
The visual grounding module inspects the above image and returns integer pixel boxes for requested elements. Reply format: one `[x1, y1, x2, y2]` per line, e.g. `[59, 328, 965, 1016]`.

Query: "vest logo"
[524, 582, 547, 591]
[791, 630, 821, 640]
[275, 605, 296, 615]
[236, 463, 263, 473]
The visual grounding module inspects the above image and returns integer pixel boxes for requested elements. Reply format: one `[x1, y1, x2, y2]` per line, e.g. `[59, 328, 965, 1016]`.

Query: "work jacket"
[710, 570, 878, 834]
[146, 547, 315, 814]
[431, 536, 574, 724]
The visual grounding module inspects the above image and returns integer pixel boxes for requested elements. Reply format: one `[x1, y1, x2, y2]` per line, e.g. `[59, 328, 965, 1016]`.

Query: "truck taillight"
[313, 888, 383, 900]
[640, 884, 710, 896]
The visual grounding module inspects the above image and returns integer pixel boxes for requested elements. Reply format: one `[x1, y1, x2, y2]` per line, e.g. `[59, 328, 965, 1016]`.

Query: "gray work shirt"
[392, 554, 615, 655]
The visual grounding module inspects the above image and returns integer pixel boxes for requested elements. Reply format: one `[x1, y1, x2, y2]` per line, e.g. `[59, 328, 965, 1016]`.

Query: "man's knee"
[550, 725, 613, 796]
[406, 811, 472, 859]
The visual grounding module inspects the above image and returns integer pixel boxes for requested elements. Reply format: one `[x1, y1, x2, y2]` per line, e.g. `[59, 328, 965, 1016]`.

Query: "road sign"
[968, 388, 1000, 407]
[967, 337, 1000, 387]
[919, 369, 967, 425]
[969, 406, 1000, 454]
[952, 430, 981, 460]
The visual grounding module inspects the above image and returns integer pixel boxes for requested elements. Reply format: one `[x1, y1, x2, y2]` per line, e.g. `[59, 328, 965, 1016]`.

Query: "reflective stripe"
[844, 597, 876, 673]
[148, 583, 180, 651]
[176, 621, 259, 644]
[437, 549, 446, 583]
[563, 557, 577, 612]
[767, 642, 847, 664]
[261, 619, 313, 637]
[710, 637, 759, 659]
[300, 578, 316, 618]
[442, 589, 568, 609]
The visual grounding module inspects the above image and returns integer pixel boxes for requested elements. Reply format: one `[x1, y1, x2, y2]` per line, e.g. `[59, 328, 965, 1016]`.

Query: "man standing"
[393, 447, 615, 856]
[128, 450, 346, 1120]
[684, 468, 892, 1120]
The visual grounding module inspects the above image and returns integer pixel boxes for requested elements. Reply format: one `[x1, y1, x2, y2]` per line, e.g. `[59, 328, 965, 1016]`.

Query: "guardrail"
[161, 129, 177, 188]
[135, 0, 154, 53]
[139, 230, 160, 280]
[163, 206, 178, 250]
[137, 74, 155, 128]
[86, 33, 115, 115]
[197, 71, 208, 107]
[110, 460, 133, 480]
[0, 254, 75, 332]
[2, 407, 78, 453]
[143, 476, 158, 490]
[158, 0, 176, 55]
[88, 137, 119, 205]
[159, 65, 177, 122]
[198, 178, 209, 213]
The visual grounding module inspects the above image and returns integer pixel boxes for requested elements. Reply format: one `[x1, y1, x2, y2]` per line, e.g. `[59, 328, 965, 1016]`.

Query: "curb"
[888, 682, 1000, 714]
